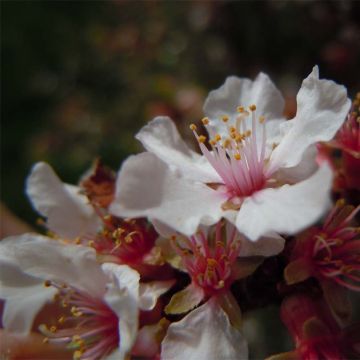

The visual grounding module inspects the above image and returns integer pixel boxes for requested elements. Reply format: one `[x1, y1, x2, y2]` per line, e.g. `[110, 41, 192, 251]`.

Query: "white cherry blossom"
[111, 67, 350, 241]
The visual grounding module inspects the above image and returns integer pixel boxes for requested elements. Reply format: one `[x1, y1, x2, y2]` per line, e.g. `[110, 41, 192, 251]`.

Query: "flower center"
[172, 221, 240, 296]
[78, 215, 156, 265]
[191, 104, 275, 199]
[311, 201, 360, 291]
[41, 280, 118, 360]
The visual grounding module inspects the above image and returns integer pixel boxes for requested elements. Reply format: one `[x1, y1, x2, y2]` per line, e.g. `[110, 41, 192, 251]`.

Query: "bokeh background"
[1, 1, 360, 358]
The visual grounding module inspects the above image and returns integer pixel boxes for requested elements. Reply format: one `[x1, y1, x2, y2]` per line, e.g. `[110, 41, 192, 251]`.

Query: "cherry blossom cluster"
[0, 66, 359, 360]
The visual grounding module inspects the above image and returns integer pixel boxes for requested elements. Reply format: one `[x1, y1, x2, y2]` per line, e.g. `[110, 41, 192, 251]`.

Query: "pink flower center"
[311, 201, 360, 291]
[80, 215, 156, 265]
[172, 222, 241, 296]
[41, 280, 118, 360]
[191, 105, 275, 200]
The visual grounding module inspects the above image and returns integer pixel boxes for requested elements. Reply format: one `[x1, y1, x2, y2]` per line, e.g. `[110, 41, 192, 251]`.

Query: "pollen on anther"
[190, 124, 197, 131]
[44, 280, 51, 287]
[249, 104, 257, 111]
[259, 116, 265, 123]
[198, 135, 206, 143]
[237, 106, 245, 113]
[214, 134, 221, 142]
[234, 153, 241, 160]
[201, 117, 209, 125]
[221, 115, 229, 123]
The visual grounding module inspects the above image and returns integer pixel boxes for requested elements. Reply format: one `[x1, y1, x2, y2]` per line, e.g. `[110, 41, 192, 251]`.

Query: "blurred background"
[1, 1, 360, 357]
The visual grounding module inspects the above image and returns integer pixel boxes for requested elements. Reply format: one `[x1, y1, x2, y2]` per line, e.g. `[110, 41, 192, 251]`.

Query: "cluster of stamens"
[171, 221, 241, 296]
[41, 280, 118, 360]
[311, 200, 360, 291]
[190, 104, 274, 199]
[77, 214, 156, 264]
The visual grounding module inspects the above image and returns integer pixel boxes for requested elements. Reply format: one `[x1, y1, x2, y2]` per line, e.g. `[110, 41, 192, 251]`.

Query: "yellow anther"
[201, 117, 209, 125]
[88, 240, 95, 247]
[103, 214, 112, 221]
[73, 350, 84, 360]
[235, 134, 242, 142]
[44, 280, 51, 287]
[336, 198, 345, 207]
[113, 228, 125, 238]
[198, 135, 206, 143]
[58, 316, 65, 324]
[62, 300, 68, 308]
[43, 337, 49, 344]
[125, 234, 133, 243]
[245, 130, 252, 137]
[259, 116, 265, 124]
[217, 280, 225, 288]
[209, 139, 217, 146]
[50, 326, 57, 333]
[234, 153, 241, 160]
[190, 124, 197, 131]
[221, 115, 229, 122]
[207, 258, 217, 267]
[222, 139, 231, 148]
[229, 126, 236, 133]
[237, 106, 245, 113]
[249, 104, 256, 111]
[74, 237, 81, 245]
[214, 134, 222, 142]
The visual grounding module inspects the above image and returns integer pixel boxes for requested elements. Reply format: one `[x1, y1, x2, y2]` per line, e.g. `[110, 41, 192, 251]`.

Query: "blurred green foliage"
[1, 1, 360, 357]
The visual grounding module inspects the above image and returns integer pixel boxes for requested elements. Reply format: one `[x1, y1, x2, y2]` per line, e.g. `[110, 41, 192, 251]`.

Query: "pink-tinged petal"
[0, 260, 56, 334]
[270, 66, 351, 170]
[110, 153, 227, 237]
[239, 233, 285, 257]
[0, 234, 107, 297]
[26, 162, 101, 239]
[136, 117, 220, 183]
[138, 280, 175, 311]
[204, 73, 285, 133]
[235, 162, 333, 241]
[101, 263, 141, 360]
[161, 299, 248, 360]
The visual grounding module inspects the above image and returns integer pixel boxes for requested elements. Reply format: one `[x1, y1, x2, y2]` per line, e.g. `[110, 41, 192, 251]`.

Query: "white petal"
[139, 280, 175, 311]
[0, 234, 107, 297]
[274, 144, 318, 183]
[26, 162, 101, 239]
[161, 299, 248, 360]
[0, 260, 56, 334]
[110, 153, 227, 236]
[136, 117, 220, 183]
[238, 233, 285, 257]
[204, 73, 284, 133]
[270, 66, 351, 170]
[236, 162, 333, 241]
[102, 263, 140, 360]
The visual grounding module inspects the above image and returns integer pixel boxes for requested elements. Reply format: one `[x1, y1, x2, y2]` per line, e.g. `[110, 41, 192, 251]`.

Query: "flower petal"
[139, 280, 175, 311]
[204, 73, 284, 131]
[136, 117, 220, 182]
[110, 152, 227, 236]
[161, 299, 248, 360]
[0, 260, 56, 334]
[238, 233, 285, 257]
[26, 162, 101, 239]
[270, 66, 351, 170]
[101, 263, 140, 360]
[165, 283, 204, 315]
[235, 162, 333, 241]
[0, 234, 107, 297]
